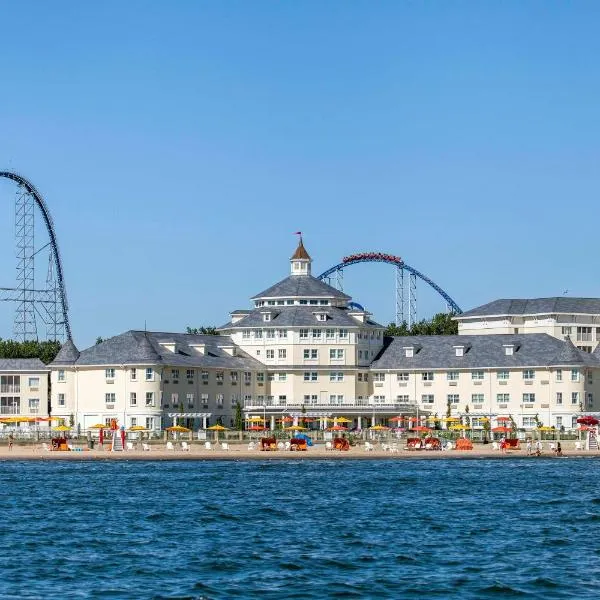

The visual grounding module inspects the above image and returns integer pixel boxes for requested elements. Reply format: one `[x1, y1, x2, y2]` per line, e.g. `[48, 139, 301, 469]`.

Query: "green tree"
[463, 404, 470, 427]
[0, 339, 61, 364]
[234, 402, 243, 431]
[446, 397, 452, 418]
[534, 413, 543, 428]
[186, 326, 219, 335]
[96, 337, 104, 345]
[509, 414, 517, 435]
[384, 312, 458, 337]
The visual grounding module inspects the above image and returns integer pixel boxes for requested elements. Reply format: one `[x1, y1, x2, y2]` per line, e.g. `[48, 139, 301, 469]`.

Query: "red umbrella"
[411, 425, 431, 432]
[327, 425, 348, 431]
[496, 416, 511, 422]
[577, 416, 599, 426]
[247, 425, 267, 431]
[492, 426, 511, 433]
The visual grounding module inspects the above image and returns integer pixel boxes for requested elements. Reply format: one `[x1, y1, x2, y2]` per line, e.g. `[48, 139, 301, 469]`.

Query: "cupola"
[290, 236, 312, 276]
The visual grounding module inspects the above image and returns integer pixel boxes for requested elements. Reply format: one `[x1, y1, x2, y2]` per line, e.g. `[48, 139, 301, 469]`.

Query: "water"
[1, 458, 599, 599]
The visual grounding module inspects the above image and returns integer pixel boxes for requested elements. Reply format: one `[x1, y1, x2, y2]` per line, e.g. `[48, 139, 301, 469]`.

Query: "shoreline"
[0, 445, 598, 461]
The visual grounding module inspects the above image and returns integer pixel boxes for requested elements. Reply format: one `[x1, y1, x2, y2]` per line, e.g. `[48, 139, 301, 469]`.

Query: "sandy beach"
[0, 442, 596, 461]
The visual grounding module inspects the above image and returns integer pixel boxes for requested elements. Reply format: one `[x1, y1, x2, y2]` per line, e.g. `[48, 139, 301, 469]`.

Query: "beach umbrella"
[334, 417, 352, 423]
[285, 425, 308, 431]
[52, 425, 71, 431]
[89, 423, 109, 429]
[577, 416, 599, 426]
[370, 425, 390, 431]
[207, 424, 228, 442]
[166, 426, 191, 432]
[442, 417, 460, 423]
[326, 425, 348, 431]
[492, 426, 511, 433]
[247, 425, 267, 431]
[496, 416, 511, 422]
[247, 416, 265, 423]
[128, 425, 148, 431]
[449, 424, 470, 431]
[277, 417, 294, 423]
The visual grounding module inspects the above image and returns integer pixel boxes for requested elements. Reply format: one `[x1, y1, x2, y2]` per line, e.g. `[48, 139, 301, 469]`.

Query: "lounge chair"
[247, 441, 256, 450]
[126, 442, 134, 451]
[277, 441, 285, 450]
[325, 441, 333, 451]
[492, 442, 499, 450]
[181, 442, 190, 451]
[284, 441, 291, 451]
[221, 442, 230, 451]
[204, 441, 212, 450]
[166, 441, 175, 451]
[142, 443, 150, 451]
[41, 442, 51, 452]
[390, 443, 399, 453]
[364, 442, 374, 451]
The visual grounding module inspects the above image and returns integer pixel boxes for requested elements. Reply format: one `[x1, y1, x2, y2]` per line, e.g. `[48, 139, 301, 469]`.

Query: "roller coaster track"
[317, 252, 462, 324]
[0, 171, 71, 340]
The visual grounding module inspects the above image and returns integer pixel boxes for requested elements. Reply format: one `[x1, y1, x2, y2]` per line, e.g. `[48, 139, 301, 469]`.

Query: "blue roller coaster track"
[317, 252, 461, 325]
[0, 171, 71, 340]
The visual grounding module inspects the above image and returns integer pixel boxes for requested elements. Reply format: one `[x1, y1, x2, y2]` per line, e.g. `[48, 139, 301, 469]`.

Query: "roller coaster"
[0, 171, 71, 341]
[318, 252, 462, 326]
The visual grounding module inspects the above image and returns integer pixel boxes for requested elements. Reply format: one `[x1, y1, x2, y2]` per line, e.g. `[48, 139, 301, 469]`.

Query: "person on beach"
[535, 440, 542, 456]
[526, 439, 532, 455]
[500, 437, 507, 453]
[555, 442, 563, 456]
[8, 433, 13, 451]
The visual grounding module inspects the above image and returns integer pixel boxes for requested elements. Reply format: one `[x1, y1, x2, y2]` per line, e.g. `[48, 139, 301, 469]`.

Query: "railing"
[243, 400, 419, 411]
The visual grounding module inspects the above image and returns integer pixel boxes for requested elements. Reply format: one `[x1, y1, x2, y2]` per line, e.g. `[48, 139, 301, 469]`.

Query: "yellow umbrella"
[165, 426, 191, 432]
[128, 425, 149, 431]
[449, 424, 470, 431]
[247, 416, 265, 423]
[89, 423, 110, 429]
[443, 417, 460, 422]
[1, 416, 23, 423]
[370, 425, 390, 431]
[537, 426, 555, 432]
[53, 425, 71, 431]
[334, 417, 352, 423]
[207, 423, 228, 442]
[285, 425, 308, 431]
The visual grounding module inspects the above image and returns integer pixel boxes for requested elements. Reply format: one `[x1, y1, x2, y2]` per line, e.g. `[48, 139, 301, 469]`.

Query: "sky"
[0, 1, 599, 348]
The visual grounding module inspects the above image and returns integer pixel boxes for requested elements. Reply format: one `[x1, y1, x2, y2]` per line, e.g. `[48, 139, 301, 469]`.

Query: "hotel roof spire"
[290, 234, 312, 275]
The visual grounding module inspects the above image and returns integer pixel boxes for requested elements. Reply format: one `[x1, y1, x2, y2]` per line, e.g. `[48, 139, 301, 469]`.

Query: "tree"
[463, 404, 470, 427]
[186, 326, 219, 335]
[0, 339, 61, 364]
[534, 413, 543, 428]
[234, 402, 243, 431]
[446, 397, 452, 418]
[96, 337, 104, 345]
[509, 414, 517, 435]
[384, 312, 458, 337]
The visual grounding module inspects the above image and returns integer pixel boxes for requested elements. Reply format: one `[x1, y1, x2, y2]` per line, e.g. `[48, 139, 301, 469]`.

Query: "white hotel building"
[48, 240, 600, 432]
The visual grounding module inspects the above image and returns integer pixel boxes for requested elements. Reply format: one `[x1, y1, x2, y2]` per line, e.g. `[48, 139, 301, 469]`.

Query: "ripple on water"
[0, 458, 597, 599]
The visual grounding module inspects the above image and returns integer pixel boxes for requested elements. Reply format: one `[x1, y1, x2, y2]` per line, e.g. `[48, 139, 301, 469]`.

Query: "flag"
[293, 231, 302, 235]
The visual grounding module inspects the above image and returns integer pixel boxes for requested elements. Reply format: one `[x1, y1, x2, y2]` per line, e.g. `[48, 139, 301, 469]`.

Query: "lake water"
[0, 458, 599, 599]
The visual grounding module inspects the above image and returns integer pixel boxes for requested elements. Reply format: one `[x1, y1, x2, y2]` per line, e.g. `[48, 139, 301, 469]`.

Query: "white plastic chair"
[41, 442, 51, 452]
[391, 443, 399, 453]
[284, 441, 291, 451]
[492, 442, 499, 450]
[142, 443, 150, 451]
[549, 443, 555, 451]
[364, 442, 374, 451]
[126, 442, 134, 451]
[181, 441, 190, 452]
[247, 441, 256, 450]
[166, 441, 175, 451]
[221, 442, 229, 451]
[68, 444, 74, 451]
[325, 441, 333, 451]
[277, 441, 285, 450]
[204, 441, 212, 450]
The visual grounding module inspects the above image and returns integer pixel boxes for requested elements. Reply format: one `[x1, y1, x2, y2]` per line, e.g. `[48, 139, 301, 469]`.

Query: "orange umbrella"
[492, 426, 511, 433]
[327, 425, 348, 431]
[411, 425, 431, 432]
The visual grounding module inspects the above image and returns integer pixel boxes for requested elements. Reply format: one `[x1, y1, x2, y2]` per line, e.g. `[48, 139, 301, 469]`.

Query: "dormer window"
[264, 313, 271, 322]
[454, 346, 464, 357]
[503, 344, 515, 356]
[404, 346, 414, 358]
[316, 314, 326, 321]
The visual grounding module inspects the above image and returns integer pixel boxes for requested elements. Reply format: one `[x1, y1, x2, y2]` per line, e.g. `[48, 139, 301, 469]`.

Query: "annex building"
[45, 240, 600, 433]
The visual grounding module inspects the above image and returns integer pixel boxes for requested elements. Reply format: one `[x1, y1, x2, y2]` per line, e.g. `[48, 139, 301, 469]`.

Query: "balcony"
[243, 399, 419, 412]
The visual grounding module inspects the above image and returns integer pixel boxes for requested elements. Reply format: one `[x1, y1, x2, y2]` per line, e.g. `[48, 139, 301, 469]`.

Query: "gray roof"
[371, 334, 600, 370]
[218, 305, 383, 330]
[72, 331, 263, 369]
[0, 359, 48, 371]
[51, 339, 80, 365]
[458, 297, 600, 319]
[251, 275, 351, 300]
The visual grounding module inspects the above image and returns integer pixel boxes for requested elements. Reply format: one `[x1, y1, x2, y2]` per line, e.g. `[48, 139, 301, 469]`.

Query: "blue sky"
[0, 1, 599, 348]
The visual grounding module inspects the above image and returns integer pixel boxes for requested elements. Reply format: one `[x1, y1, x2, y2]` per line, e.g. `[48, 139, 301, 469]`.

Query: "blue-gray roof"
[218, 306, 383, 330]
[458, 297, 600, 319]
[71, 331, 263, 369]
[51, 339, 80, 365]
[371, 334, 600, 370]
[0, 359, 48, 371]
[251, 275, 351, 300]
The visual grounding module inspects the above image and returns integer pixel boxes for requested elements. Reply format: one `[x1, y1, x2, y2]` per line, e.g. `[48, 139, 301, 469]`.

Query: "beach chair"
[142, 443, 150, 451]
[391, 443, 399, 453]
[126, 442, 134, 451]
[204, 441, 212, 450]
[277, 441, 285, 450]
[166, 441, 175, 451]
[41, 442, 51, 452]
[284, 441, 291, 451]
[364, 442, 374, 451]
[325, 441, 333, 451]
[247, 441, 256, 451]
[492, 442, 499, 450]
[221, 442, 230, 451]
[67, 444, 74, 451]
[181, 442, 190, 452]
[575, 442, 582, 450]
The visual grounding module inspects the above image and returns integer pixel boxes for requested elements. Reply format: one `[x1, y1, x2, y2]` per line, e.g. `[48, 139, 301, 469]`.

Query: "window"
[266, 329, 275, 338]
[264, 314, 271, 322]
[326, 329, 335, 339]
[316, 313, 326, 322]
[303, 394, 318, 404]
[330, 349, 344, 360]
[304, 349, 318, 360]
[278, 373, 287, 382]
[421, 372, 434, 381]
[277, 329, 287, 338]
[397, 373, 409, 382]
[57, 393, 65, 407]
[299, 329, 308, 339]
[522, 416, 536, 427]
[312, 329, 321, 339]
[216, 372, 224, 384]
[329, 395, 344, 405]
[170, 392, 179, 408]
[268, 373, 275, 381]
[266, 349, 274, 359]
[330, 372, 344, 382]
[589, 371, 593, 385]
[397, 394, 410, 402]
[373, 395, 386, 403]
[562, 326, 572, 336]
[556, 392, 562, 405]
[105, 392, 116, 404]
[216, 394, 224, 407]
[587, 393, 593, 408]
[577, 326, 592, 342]
[471, 394, 484, 404]
[496, 393, 509, 403]
[230, 394, 238, 406]
[278, 349, 287, 359]
[28, 398, 39, 412]
[555, 369, 562, 382]
[201, 371, 209, 383]
[254, 329, 263, 339]
[571, 369, 580, 382]
[242, 330, 250, 339]
[256, 373, 265, 383]
[421, 394, 434, 404]
[278, 395, 287, 405]
[244, 372, 252, 384]
[0, 376, 19, 393]
[130, 417, 137, 428]
[130, 368, 137, 381]
[145, 368, 154, 381]
[57, 370, 65, 382]
[130, 392, 137, 406]
[186, 369, 194, 380]
[145, 392, 154, 407]
[572, 392, 579, 405]
[105, 368, 115, 379]
[556, 416, 563, 427]
[373, 373, 385, 382]
[201, 393, 209, 408]
[523, 370, 535, 380]
[497, 371, 509, 380]
[447, 371, 459, 381]
[28, 377, 40, 389]
[230, 372, 238, 384]
[304, 372, 318, 382]
[522, 393, 535, 403]
[339, 329, 348, 339]
[597, 327, 600, 341]
[471, 371, 484, 380]
[448, 394, 460, 404]
[145, 417, 154, 430]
